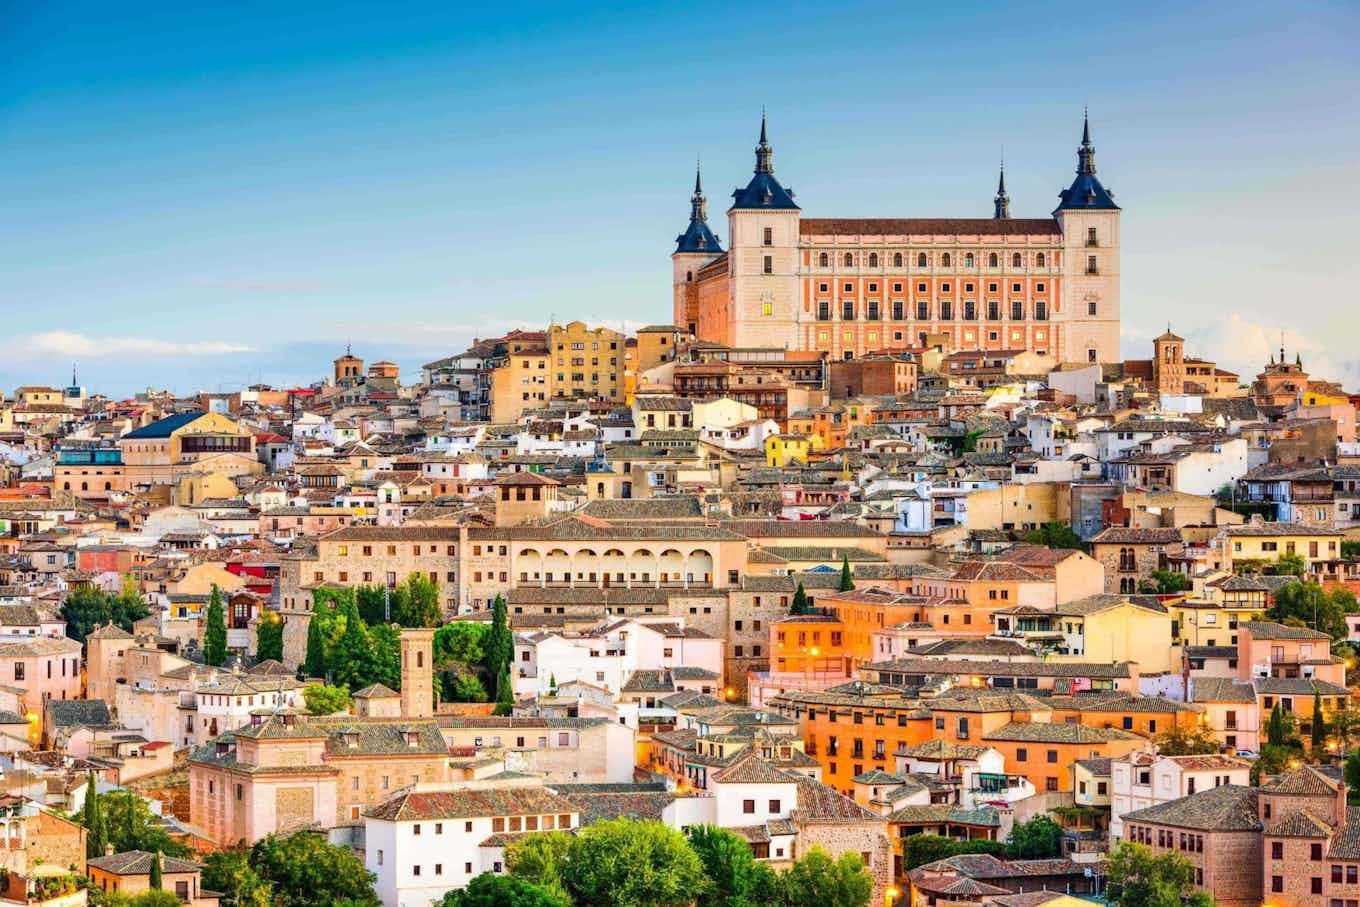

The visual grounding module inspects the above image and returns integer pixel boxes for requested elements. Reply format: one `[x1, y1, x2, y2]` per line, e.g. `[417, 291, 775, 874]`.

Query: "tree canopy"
[439, 874, 569, 907]
[247, 832, 379, 907]
[1106, 841, 1214, 907]
[1267, 580, 1355, 640]
[302, 682, 352, 715]
[60, 578, 149, 645]
[1138, 569, 1190, 596]
[201, 847, 274, 907]
[255, 612, 284, 663]
[1022, 522, 1087, 551]
[1006, 815, 1063, 860]
[1153, 724, 1222, 756]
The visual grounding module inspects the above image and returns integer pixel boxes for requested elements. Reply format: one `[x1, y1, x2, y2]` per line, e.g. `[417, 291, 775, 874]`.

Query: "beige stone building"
[547, 321, 626, 402]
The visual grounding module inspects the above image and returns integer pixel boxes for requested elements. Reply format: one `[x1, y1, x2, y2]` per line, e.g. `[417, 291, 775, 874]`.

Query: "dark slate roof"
[1122, 785, 1261, 832]
[86, 850, 202, 875]
[123, 412, 207, 440]
[47, 699, 112, 729]
[675, 216, 723, 255]
[1056, 171, 1119, 211]
[730, 172, 799, 211]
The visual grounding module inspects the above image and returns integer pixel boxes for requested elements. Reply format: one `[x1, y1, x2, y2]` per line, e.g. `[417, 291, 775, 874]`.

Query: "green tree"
[1022, 522, 1087, 550]
[247, 832, 380, 907]
[1343, 540, 1360, 559]
[838, 555, 855, 592]
[434, 621, 489, 666]
[506, 830, 573, 901]
[1006, 815, 1063, 860]
[98, 790, 191, 858]
[899, 835, 1007, 870]
[439, 874, 568, 907]
[149, 850, 163, 890]
[1312, 690, 1328, 751]
[203, 585, 228, 667]
[1268, 580, 1351, 639]
[1138, 569, 1190, 596]
[1106, 841, 1203, 907]
[202, 847, 274, 907]
[129, 892, 184, 907]
[494, 661, 515, 716]
[1272, 552, 1308, 577]
[1333, 699, 1360, 752]
[61, 583, 148, 645]
[779, 847, 873, 907]
[330, 601, 373, 689]
[485, 595, 513, 680]
[303, 603, 328, 679]
[446, 671, 488, 703]
[791, 581, 811, 615]
[302, 683, 352, 716]
[558, 818, 705, 907]
[1346, 749, 1360, 803]
[397, 574, 442, 627]
[365, 623, 403, 691]
[255, 613, 284, 663]
[687, 825, 764, 907]
[82, 770, 107, 858]
[1153, 724, 1222, 756]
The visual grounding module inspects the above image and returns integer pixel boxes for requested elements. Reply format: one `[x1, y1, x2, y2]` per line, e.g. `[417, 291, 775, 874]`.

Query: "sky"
[2, 0, 1358, 396]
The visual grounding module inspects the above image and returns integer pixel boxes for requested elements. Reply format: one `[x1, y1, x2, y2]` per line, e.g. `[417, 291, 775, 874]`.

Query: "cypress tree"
[149, 850, 163, 889]
[83, 770, 106, 858]
[1313, 690, 1327, 751]
[839, 554, 855, 592]
[331, 601, 372, 689]
[124, 789, 137, 851]
[485, 594, 512, 680]
[494, 661, 514, 717]
[304, 604, 327, 679]
[791, 581, 810, 615]
[203, 584, 228, 667]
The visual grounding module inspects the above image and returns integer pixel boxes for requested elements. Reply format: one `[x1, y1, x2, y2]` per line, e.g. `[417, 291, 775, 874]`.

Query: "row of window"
[813, 300, 1050, 322]
[817, 279, 1045, 295]
[813, 251, 1052, 269]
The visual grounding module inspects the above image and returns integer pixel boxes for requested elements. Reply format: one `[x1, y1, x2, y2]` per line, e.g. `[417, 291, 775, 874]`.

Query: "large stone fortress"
[673, 113, 1121, 364]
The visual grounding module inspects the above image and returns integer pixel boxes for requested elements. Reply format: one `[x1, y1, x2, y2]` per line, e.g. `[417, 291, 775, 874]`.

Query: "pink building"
[0, 636, 84, 735]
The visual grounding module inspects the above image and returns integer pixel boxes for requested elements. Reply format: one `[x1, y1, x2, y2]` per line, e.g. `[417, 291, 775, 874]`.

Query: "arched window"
[893, 252, 903, 268]
[843, 253, 854, 267]
[917, 253, 927, 268]
[988, 252, 999, 268]
[1035, 252, 1045, 267]
[80, 482, 88, 492]
[941, 253, 951, 267]
[104, 482, 112, 491]
[819, 252, 829, 267]
[965, 253, 975, 268]
[868, 252, 878, 268]
[686, 270, 693, 282]
[62, 482, 70, 491]
[1012, 252, 1023, 267]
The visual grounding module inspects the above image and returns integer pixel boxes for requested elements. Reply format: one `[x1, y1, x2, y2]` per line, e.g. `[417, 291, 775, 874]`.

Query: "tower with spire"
[671, 162, 726, 334]
[724, 111, 801, 349]
[1054, 109, 1122, 365]
[993, 160, 1011, 219]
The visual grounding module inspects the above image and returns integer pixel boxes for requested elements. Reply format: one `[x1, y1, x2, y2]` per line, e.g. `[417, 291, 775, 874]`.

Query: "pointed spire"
[755, 108, 774, 175]
[1077, 108, 1096, 175]
[993, 155, 1011, 219]
[689, 159, 709, 224]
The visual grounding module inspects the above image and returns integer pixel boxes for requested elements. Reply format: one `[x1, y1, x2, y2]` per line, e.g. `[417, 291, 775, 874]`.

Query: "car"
[1233, 749, 1259, 760]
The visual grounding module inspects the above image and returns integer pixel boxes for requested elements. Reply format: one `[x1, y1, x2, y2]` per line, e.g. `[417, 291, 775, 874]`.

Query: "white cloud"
[1127, 314, 1359, 388]
[13, 332, 256, 360]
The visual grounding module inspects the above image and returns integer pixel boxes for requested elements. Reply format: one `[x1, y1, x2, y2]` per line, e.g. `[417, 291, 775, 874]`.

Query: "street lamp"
[885, 886, 900, 907]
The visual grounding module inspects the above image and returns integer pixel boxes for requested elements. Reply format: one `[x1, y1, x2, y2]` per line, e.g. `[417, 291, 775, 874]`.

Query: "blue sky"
[2, 0, 1357, 395]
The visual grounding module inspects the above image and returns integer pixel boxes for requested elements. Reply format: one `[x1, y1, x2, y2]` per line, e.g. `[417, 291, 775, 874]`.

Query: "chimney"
[104, 843, 114, 857]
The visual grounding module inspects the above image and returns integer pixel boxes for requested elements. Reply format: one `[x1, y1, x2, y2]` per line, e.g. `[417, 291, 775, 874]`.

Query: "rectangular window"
[763, 255, 772, 274]
[763, 227, 773, 246]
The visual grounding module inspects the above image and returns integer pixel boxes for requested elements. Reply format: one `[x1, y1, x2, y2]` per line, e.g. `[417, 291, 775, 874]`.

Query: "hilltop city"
[0, 115, 1355, 907]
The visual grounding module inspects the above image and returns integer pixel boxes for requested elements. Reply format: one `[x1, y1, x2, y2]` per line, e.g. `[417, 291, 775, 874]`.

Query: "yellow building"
[1047, 594, 1176, 673]
[1224, 517, 1341, 570]
[765, 434, 811, 467]
[119, 411, 258, 488]
[548, 320, 627, 402]
[490, 343, 550, 422]
[175, 471, 241, 506]
[1170, 598, 1262, 648]
[964, 482, 1061, 533]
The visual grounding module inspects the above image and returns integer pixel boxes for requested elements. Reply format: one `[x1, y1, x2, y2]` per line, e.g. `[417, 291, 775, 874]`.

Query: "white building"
[365, 784, 581, 907]
[1108, 752, 1250, 840]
